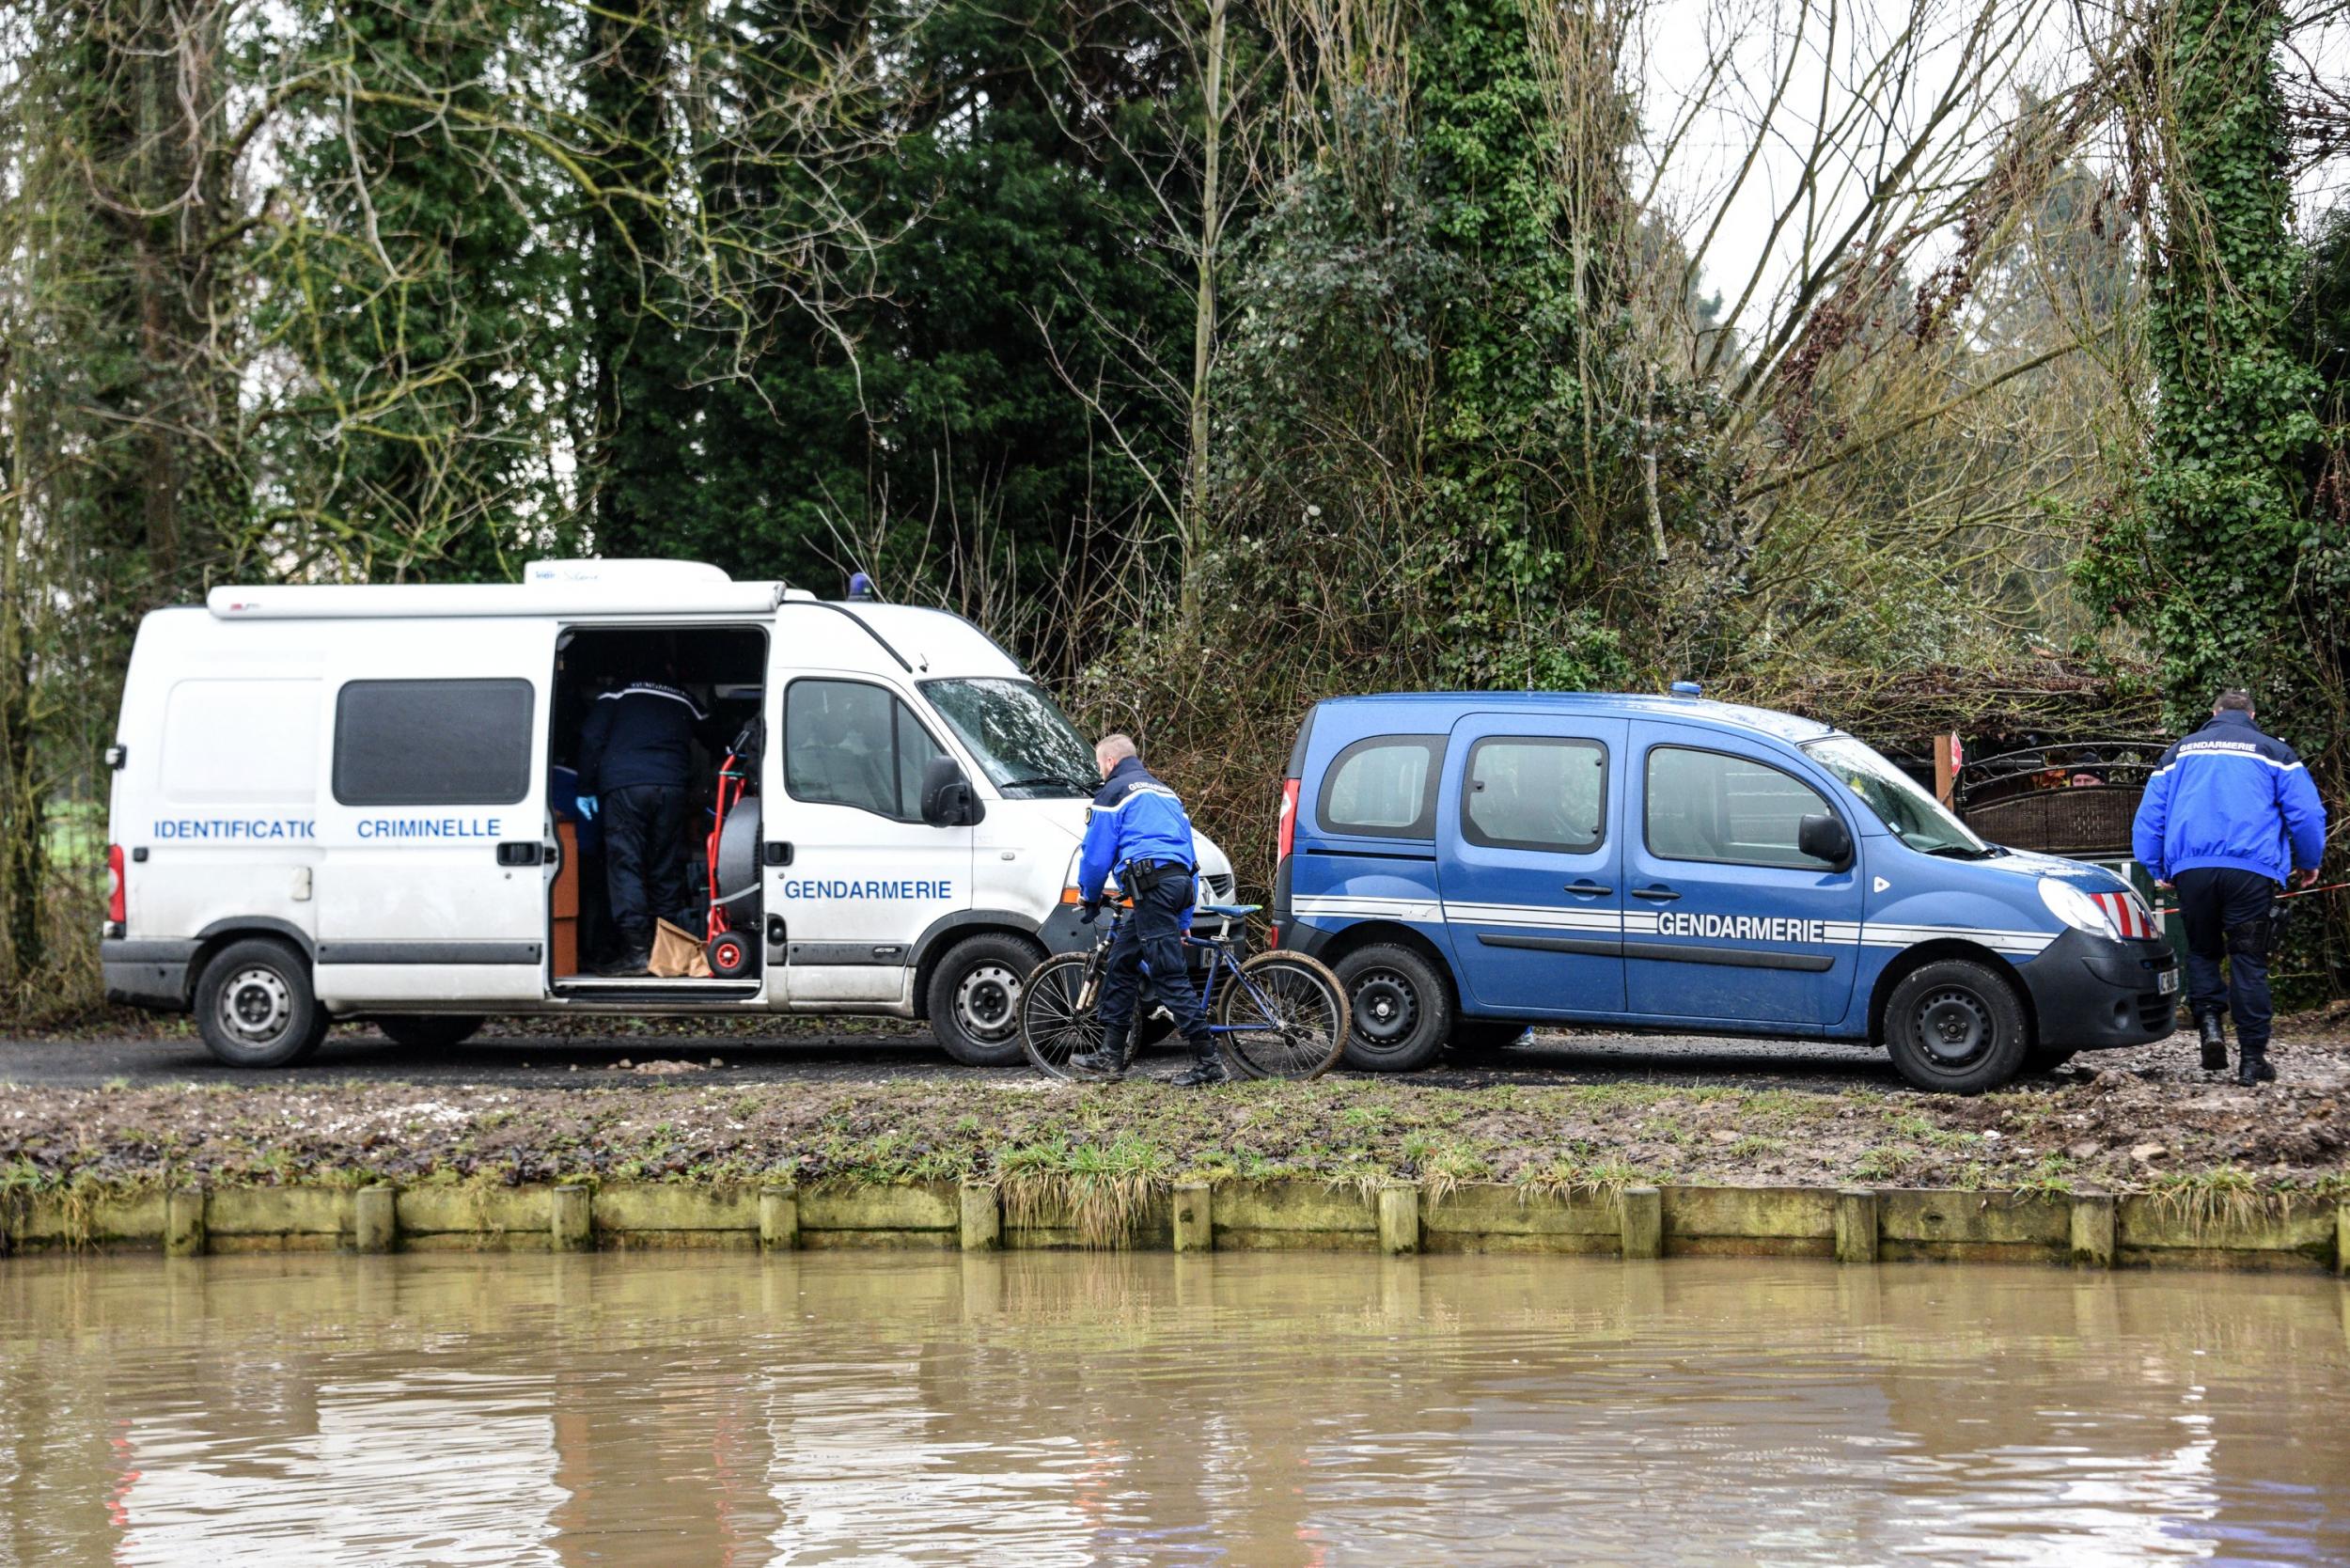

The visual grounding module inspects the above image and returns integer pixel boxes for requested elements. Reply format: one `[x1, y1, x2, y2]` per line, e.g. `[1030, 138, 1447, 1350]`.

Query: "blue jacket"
[1077, 757, 1198, 902]
[576, 682, 711, 794]
[2132, 710, 2327, 884]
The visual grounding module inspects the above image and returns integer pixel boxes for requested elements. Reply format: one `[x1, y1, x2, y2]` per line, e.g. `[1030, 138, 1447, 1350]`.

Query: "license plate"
[2158, 969, 2179, 995]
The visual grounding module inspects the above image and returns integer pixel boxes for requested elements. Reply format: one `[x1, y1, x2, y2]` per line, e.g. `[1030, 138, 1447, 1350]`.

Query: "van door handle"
[496, 841, 543, 867]
[1563, 881, 1612, 896]
[1631, 885, 1680, 902]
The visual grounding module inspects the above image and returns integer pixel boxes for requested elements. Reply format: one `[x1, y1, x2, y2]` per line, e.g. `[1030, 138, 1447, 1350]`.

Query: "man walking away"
[2132, 690, 2326, 1086]
[577, 673, 713, 977]
[1069, 734, 1222, 1086]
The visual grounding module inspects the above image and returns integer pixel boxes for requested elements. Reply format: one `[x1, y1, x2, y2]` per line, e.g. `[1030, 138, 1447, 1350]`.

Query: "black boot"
[2196, 1012, 2227, 1072]
[1068, 1045, 1127, 1080]
[2235, 1046, 2277, 1087]
[1168, 1039, 1230, 1088]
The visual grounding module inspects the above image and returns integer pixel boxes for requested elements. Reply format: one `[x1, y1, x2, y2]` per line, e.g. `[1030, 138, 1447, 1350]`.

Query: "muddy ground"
[2, 1015, 2345, 1201]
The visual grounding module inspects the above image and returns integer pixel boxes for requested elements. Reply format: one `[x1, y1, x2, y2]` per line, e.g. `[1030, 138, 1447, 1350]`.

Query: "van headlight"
[2040, 878, 2121, 941]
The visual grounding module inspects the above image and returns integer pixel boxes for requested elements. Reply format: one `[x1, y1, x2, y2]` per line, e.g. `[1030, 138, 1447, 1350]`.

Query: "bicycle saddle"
[1198, 902, 1261, 917]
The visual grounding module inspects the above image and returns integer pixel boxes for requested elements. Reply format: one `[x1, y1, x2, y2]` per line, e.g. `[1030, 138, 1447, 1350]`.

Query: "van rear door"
[1434, 713, 1628, 1015]
[1619, 722, 1863, 1027]
[311, 619, 556, 1005]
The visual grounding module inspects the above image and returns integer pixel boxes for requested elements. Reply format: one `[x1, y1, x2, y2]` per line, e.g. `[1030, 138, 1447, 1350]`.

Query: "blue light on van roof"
[1670, 681, 1702, 696]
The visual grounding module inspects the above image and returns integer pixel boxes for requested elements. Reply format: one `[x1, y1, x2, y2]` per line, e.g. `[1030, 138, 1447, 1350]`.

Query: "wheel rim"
[1914, 986, 1994, 1067]
[1019, 961, 1101, 1079]
[219, 964, 292, 1045]
[1351, 968, 1418, 1047]
[956, 962, 1023, 1043]
[1223, 962, 1345, 1079]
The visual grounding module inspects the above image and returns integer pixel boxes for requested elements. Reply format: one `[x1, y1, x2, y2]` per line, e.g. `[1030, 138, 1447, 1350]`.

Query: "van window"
[1319, 735, 1443, 839]
[333, 679, 534, 806]
[1645, 746, 1838, 870]
[1464, 737, 1607, 853]
[786, 680, 944, 821]
[164, 680, 319, 804]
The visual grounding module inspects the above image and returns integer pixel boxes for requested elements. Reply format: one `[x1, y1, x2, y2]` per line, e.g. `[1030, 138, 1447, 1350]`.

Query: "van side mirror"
[920, 755, 984, 827]
[1798, 812, 1853, 869]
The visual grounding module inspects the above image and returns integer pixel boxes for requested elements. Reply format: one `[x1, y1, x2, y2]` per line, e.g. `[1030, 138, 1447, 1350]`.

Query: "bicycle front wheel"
[1019, 954, 1102, 1079]
[1215, 952, 1350, 1080]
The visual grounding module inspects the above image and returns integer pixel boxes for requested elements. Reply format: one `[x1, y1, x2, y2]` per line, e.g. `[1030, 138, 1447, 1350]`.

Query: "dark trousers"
[2173, 866, 2278, 1051]
[1096, 875, 1212, 1055]
[603, 784, 698, 953]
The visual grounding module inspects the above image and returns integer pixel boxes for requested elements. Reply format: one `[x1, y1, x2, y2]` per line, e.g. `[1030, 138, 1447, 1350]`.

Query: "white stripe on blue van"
[1292, 894, 2054, 956]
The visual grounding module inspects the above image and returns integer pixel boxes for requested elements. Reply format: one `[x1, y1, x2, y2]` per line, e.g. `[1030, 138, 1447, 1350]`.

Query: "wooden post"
[959, 1183, 1001, 1252]
[1620, 1185, 1663, 1260]
[1172, 1182, 1213, 1252]
[551, 1185, 592, 1252]
[2071, 1194, 2118, 1269]
[353, 1186, 397, 1255]
[2335, 1200, 2347, 1278]
[164, 1188, 207, 1258]
[1934, 732, 1963, 808]
[760, 1186, 800, 1251]
[1376, 1184, 1419, 1256]
[1834, 1188, 1879, 1264]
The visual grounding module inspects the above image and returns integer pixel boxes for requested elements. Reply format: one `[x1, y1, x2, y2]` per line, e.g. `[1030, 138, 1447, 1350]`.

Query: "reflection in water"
[0, 1249, 2343, 1566]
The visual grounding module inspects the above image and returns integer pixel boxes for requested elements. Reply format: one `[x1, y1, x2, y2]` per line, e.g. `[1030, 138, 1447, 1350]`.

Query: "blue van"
[1268, 692, 2180, 1091]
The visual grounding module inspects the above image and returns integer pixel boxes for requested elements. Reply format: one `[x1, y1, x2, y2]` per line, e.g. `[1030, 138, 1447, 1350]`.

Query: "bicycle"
[1018, 901, 1350, 1081]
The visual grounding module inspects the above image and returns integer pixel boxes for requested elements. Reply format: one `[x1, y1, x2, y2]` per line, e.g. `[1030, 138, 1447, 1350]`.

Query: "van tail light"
[107, 844, 127, 924]
[1277, 778, 1299, 863]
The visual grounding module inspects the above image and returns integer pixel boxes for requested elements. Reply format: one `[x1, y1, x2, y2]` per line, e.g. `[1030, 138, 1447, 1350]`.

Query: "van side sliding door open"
[312, 619, 557, 1007]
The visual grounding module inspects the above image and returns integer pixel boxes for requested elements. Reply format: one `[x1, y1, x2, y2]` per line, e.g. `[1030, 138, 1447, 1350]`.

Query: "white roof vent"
[525, 558, 732, 587]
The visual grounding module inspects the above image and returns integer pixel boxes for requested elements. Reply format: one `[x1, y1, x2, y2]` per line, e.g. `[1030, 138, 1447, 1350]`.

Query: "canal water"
[1, 1250, 2343, 1566]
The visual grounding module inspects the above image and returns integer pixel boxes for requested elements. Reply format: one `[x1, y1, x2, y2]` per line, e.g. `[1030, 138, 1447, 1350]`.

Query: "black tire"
[1448, 1019, 1530, 1057]
[1018, 954, 1098, 1079]
[376, 1014, 485, 1049]
[928, 933, 1048, 1067]
[1882, 959, 2029, 1093]
[1216, 952, 1350, 1079]
[195, 937, 331, 1068]
[2024, 1043, 2079, 1074]
[1336, 943, 1452, 1072]
[706, 931, 757, 978]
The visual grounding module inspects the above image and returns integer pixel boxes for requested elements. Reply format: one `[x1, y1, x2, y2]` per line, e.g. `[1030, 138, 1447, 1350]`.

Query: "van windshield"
[920, 678, 1099, 798]
[1801, 735, 1996, 857]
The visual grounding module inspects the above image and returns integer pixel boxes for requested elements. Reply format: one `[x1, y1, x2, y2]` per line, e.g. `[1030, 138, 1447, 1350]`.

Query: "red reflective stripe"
[1277, 778, 1299, 863]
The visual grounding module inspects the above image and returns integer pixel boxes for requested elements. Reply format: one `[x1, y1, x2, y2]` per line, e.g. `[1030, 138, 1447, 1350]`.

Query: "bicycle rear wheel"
[1215, 952, 1349, 1080]
[1019, 954, 1101, 1079]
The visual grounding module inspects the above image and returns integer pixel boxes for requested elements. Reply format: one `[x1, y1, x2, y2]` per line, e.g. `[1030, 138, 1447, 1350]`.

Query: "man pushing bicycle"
[1070, 733, 1226, 1086]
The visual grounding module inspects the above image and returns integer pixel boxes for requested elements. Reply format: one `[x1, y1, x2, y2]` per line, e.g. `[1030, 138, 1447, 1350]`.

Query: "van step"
[555, 981, 761, 1003]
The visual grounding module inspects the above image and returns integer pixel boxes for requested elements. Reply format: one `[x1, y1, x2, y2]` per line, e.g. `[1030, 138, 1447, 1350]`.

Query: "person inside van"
[577, 665, 721, 977]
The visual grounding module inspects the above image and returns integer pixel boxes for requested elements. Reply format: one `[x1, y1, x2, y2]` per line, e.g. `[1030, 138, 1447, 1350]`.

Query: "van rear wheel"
[376, 1015, 485, 1050]
[196, 937, 331, 1068]
[1336, 944, 1452, 1072]
[929, 933, 1049, 1067]
[1883, 959, 2029, 1094]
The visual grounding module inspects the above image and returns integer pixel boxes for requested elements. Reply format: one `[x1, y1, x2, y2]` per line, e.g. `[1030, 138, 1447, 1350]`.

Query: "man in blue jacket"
[2132, 690, 2327, 1085]
[1069, 733, 1220, 1085]
[577, 672, 717, 976]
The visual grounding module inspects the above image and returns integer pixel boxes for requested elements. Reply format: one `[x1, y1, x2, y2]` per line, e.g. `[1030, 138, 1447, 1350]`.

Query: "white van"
[99, 560, 1236, 1067]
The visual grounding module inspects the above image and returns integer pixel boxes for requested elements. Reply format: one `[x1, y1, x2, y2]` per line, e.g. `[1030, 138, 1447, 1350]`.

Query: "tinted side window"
[786, 680, 943, 820]
[334, 679, 534, 806]
[1645, 746, 1838, 870]
[1463, 738, 1607, 853]
[1318, 735, 1444, 839]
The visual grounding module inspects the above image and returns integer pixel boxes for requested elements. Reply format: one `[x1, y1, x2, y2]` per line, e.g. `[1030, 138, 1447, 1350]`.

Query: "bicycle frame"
[1077, 910, 1287, 1036]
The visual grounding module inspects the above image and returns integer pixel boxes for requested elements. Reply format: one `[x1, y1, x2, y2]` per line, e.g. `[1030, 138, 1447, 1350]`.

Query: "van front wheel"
[1336, 944, 1452, 1072]
[1883, 959, 2029, 1094]
[195, 937, 331, 1068]
[929, 933, 1049, 1067]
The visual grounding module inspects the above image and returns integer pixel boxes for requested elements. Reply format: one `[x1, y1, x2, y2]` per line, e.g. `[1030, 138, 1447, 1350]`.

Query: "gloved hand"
[1078, 901, 1101, 925]
[575, 794, 599, 822]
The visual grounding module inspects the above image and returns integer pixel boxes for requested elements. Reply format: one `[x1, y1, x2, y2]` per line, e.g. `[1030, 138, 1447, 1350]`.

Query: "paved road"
[0, 1026, 1916, 1091]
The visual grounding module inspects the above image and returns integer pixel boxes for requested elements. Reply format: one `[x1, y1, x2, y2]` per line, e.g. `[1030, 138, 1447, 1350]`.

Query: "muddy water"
[1, 1251, 2344, 1567]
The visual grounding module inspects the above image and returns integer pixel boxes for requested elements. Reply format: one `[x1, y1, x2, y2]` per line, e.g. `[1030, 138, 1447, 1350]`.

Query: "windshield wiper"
[1923, 843, 1998, 859]
[998, 775, 1090, 793]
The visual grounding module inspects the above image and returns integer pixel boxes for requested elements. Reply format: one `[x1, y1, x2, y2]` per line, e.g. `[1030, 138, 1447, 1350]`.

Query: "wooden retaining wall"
[4, 1180, 2345, 1275]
